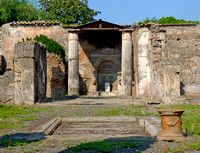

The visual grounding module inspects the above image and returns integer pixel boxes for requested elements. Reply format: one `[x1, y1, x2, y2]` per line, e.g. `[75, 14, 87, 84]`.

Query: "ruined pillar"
[121, 31, 133, 95]
[68, 31, 79, 95]
[14, 42, 47, 105]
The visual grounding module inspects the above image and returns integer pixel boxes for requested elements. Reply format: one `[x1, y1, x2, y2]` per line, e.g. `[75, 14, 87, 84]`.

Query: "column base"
[68, 88, 79, 96]
[157, 135, 186, 142]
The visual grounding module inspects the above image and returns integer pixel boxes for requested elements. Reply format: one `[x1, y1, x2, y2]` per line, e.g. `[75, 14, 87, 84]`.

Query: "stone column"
[68, 31, 79, 95]
[121, 31, 133, 95]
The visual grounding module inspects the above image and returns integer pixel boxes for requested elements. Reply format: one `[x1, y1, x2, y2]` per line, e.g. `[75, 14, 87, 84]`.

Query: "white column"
[68, 32, 79, 95]
[121, 31, 133, 95]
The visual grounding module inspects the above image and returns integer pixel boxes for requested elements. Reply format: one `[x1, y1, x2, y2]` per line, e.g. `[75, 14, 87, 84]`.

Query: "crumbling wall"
[14, 42, 47, 105]
[164, 25, 200, 96]
[0, 30, 3, 55]
[46, 52, 65, 100]
[148, 25, 166, 101]
[143, 24, 200, 103]
[1, 23, 68, 70]
[0, 71, 15, 103]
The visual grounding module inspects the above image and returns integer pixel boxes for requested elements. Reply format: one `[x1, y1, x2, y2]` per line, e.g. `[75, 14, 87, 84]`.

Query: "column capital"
[122, 31, 132, 41]
[68, 31, 79, 41]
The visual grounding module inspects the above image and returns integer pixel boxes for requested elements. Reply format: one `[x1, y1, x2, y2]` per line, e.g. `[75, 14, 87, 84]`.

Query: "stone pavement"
[10, 97, 162, 142]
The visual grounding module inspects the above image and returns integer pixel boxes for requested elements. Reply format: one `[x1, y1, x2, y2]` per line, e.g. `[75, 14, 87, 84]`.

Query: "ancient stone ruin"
[0, 20, 200, 104]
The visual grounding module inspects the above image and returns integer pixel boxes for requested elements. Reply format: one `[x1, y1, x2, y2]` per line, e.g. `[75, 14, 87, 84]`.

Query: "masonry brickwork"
[0, 21, 200, 104]
[14, 42, 47, 105]
[135, 24, 200, 103]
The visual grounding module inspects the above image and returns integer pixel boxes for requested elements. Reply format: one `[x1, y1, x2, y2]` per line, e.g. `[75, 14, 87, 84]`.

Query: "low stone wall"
[0, 71, 15, 103]
[46, 52, 65, 100]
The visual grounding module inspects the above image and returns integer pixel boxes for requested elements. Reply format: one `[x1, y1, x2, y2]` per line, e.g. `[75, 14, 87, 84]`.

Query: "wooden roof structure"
[66, 19, 126, 32]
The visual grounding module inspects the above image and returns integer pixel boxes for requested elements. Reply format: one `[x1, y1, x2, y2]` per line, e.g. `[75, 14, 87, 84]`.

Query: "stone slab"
[138, 116, 162, 137]
[9, 117, 62, 141]
[32, 117, 62, 135]
[62, 116, 137, 123]
[52, 122, 148, 141]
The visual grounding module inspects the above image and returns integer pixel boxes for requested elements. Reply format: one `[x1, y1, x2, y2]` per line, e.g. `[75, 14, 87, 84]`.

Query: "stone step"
[52, 122, 148, 141]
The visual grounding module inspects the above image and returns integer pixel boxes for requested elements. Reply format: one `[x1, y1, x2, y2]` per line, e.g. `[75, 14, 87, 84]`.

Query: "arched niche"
[96, 59, 120, 91]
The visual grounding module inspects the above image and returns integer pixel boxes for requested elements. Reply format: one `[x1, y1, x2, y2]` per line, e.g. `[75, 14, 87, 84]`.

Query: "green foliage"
[0, 104, 51, 130]
[95, 106, 153, 116]
[138, 16, 158, 25]
[38, 0, 101, 25]
[157, 16, 200, 24]
[69, 140, 142, 153]
[138, 16, 199, 25]
[169, 138, 200, 152]
[34, 35, 65, 60]
[0, 0, 38, 26]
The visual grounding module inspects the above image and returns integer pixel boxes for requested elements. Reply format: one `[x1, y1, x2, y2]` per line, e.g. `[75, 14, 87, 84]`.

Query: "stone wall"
[136, 24, 200, 103]
[1, 22, 200, 103]
[14, 42, 47, 105]
[0, 71, 15, 103]
[0, 24, 68, 70]
[164, 25, 200, 96]
[46, 52, 65, 100]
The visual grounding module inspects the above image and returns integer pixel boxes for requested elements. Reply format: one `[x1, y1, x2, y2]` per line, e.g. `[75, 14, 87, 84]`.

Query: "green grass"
[0, 104, 52, 130]
[69, 140, 142, 153]
[95, 106, 153, 116]
[169, 137, 200, 152]
[0, 139, 30, 148]
[156, 105, 200, 135]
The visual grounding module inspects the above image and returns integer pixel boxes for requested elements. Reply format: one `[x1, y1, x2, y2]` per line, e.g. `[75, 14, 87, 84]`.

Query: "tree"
[138, 16, 199, 25]
[138, 16, 158, 25]
[157, 16, 199, 24]
[38, 0, 101, 25]
[0, 0, 39, 26]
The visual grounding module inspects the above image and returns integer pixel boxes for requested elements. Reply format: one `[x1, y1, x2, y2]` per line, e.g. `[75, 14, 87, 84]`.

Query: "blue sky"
[88, 0, 200, 25]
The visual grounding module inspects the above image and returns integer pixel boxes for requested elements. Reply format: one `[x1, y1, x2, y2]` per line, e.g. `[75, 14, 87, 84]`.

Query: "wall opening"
[97, 60, 119, 91]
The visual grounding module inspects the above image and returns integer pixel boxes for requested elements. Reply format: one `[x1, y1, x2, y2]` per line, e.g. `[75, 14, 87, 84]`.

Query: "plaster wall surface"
[137, 30, 151, 97]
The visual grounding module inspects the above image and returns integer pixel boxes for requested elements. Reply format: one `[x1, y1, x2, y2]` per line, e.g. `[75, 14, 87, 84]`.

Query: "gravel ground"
[0, 97, 199, 153]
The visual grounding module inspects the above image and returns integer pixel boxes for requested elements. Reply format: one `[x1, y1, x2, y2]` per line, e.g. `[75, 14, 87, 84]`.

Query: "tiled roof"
[10, 21, 60, 26]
